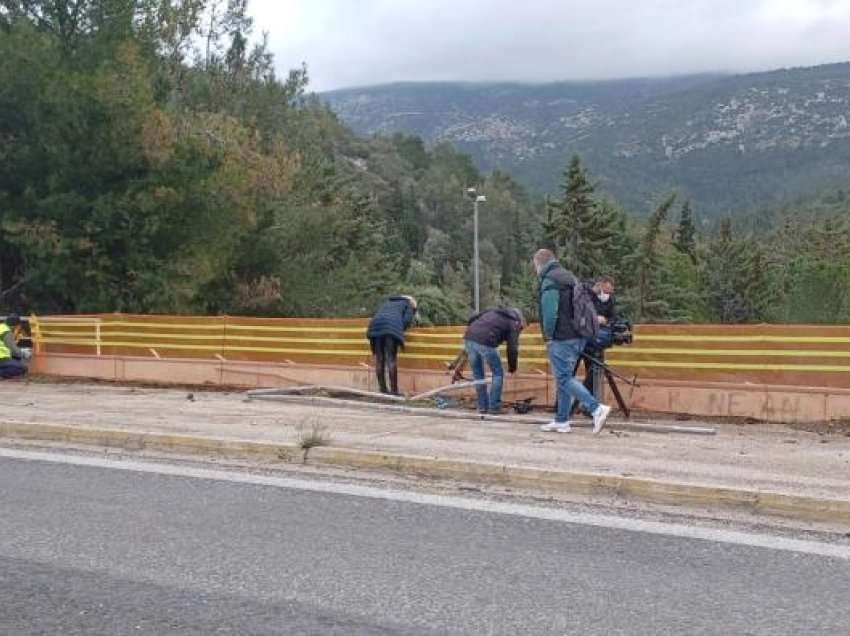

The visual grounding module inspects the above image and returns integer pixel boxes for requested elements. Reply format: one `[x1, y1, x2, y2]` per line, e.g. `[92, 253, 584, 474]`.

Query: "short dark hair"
[5, 314, 21, 327]
[595, 275, 615, 286]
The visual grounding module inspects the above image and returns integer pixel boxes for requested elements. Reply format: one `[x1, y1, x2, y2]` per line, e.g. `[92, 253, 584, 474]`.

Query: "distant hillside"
[323, 64, 850, 216]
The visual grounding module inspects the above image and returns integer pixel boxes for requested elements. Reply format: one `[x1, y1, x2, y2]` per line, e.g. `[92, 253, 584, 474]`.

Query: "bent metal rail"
[28, 314, 850, 389]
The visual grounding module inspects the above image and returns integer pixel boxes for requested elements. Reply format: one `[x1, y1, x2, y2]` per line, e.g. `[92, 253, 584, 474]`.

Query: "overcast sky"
[248, 0, 850, 92]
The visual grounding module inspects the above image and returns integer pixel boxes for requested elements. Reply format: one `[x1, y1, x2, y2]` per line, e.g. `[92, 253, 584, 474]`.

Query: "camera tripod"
[568, 349, 638, 418]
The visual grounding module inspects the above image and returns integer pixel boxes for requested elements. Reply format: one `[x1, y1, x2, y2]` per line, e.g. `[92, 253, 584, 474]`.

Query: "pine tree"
[701, 219, 752, 323]
[549, 155, 618, 279]
[541, 194, 558, 251]
[741, 244, 774, 322]
[636, 193, 678, 321]
[673, 199, 697, 262]
[603, 205, 640, 317]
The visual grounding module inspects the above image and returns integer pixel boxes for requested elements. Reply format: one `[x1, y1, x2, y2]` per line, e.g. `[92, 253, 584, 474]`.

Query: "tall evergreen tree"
[548, 155, 617, 279]
[540, 194, 558, 251]
[635, 193, 677, 321]
[701, 219, 752, 323]
[673, 199, 697, 262]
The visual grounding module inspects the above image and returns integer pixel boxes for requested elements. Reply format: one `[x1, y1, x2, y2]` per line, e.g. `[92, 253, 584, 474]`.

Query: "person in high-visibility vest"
[0, 314, 29, 379]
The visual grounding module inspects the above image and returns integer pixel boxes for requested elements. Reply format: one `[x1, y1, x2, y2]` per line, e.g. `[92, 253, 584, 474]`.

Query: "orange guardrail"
[30, 314, 850, 389]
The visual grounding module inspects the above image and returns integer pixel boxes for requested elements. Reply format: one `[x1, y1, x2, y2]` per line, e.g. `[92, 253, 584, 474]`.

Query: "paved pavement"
[0, 451, 848, 635]
[3, 383, 850, 502]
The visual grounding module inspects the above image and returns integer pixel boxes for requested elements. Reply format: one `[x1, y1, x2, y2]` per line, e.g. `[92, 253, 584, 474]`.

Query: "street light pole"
[467, 188, 487, 313]
[473, 196, 480, 313]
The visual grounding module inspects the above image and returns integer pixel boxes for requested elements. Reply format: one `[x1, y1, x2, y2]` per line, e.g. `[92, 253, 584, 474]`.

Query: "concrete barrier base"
[31, 353, 850, 424]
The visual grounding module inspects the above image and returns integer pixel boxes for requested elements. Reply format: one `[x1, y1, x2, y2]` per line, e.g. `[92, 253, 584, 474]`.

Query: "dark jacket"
[464, 308, 523, 373]
[367, 296, 416, 344]
[537, 260, 581, 341]
[592, 290, 617, 324]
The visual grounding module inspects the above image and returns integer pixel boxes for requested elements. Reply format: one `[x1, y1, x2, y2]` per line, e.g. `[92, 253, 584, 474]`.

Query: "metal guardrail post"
[30, 314, 41, 354]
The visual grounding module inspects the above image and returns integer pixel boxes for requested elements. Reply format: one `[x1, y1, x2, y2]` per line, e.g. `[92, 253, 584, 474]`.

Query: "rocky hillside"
[323, 63, 850, 216]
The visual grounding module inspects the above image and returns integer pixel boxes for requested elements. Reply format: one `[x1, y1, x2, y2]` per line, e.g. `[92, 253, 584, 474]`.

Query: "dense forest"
[1, 1, 849, 325]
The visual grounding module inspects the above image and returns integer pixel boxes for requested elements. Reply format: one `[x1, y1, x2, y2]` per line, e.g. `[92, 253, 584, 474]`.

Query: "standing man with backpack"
[532, 249, 611, 434]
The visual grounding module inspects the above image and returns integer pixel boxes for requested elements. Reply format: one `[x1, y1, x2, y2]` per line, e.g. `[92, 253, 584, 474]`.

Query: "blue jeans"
[464, 339, 504, 413]
[547, 338, 600, 423]
[0, 358, 27, 379]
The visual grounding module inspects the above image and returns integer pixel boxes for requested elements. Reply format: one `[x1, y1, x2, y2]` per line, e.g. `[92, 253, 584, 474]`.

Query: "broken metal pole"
[407, 379, 491, 402]
[248, 394, 717, 436]
[246, 384, 407, 402]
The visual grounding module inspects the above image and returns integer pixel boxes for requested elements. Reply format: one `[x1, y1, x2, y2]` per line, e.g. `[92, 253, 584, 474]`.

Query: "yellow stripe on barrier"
[43, 331, 374, 345]
[415, 333, 850, 344]
[39, 338, 98, 346]
[92, 321, 367, 333]
[634, 334, 850, 344]
[38, 331, 99, 338]
[40, 339, 369, 356]
[224, 325, 367, 333]
[607, 360, 850, 372]
[98, 322, 225, 331]
[607, 348, 850, 358]
[36, 322, 98, 331]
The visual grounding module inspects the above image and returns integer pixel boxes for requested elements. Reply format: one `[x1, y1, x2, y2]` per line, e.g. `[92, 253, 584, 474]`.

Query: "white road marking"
[1, 447, 847, 561]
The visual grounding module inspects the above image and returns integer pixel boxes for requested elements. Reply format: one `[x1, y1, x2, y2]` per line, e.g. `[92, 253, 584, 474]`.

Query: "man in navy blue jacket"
[463, 307, 525, 414]
[367, 295, 418, 395]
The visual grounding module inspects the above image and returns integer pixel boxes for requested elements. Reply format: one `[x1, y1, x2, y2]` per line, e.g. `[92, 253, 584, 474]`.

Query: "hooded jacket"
[367, 296, 416, 344]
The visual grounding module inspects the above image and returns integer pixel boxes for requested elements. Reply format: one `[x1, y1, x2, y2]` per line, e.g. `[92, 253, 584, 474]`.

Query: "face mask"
[597, 292, 610, 303]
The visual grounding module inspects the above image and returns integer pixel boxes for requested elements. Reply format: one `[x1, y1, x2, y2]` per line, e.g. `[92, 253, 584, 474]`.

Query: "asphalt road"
[0, 451, 848, 635]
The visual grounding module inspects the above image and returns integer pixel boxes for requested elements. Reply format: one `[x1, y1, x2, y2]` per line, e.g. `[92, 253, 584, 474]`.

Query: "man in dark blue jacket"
[463, 307, 525, 414]
[533, 249, 611, 434]
[367, 295, 418, 395]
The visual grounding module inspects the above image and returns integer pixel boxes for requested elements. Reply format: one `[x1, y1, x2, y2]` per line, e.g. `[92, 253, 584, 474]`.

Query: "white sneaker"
[592, 404, 611, 434]
[540, 421, 572, 433]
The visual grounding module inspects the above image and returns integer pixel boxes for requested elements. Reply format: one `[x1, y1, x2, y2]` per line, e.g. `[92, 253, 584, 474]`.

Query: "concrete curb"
[2, 420, 849, 525]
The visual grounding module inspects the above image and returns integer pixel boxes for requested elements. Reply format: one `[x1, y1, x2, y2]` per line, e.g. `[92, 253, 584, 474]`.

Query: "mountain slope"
[323, 64, 850, 216]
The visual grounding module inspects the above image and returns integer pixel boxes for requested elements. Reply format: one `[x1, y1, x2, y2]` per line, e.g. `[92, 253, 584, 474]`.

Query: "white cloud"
[248, 0, 850, 91]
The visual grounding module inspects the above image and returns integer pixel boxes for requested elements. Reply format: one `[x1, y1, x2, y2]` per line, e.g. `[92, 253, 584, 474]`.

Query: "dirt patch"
[789, 419, 850, 436]
[25, 373, 243, 394]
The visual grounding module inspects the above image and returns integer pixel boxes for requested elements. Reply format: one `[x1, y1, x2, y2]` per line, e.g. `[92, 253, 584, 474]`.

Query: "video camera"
[610, 319, 633, 346]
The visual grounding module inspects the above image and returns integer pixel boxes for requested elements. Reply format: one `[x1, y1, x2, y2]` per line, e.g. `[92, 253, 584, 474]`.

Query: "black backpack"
[570, 281, 600, 338]
[548, 270, 599, 339]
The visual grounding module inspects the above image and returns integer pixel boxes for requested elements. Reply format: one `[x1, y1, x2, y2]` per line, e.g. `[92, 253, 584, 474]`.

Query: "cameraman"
[582, 276, 617, 396]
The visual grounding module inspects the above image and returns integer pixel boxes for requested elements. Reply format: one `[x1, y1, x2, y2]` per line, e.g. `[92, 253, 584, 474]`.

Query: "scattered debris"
[246, 386, 717, 435]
